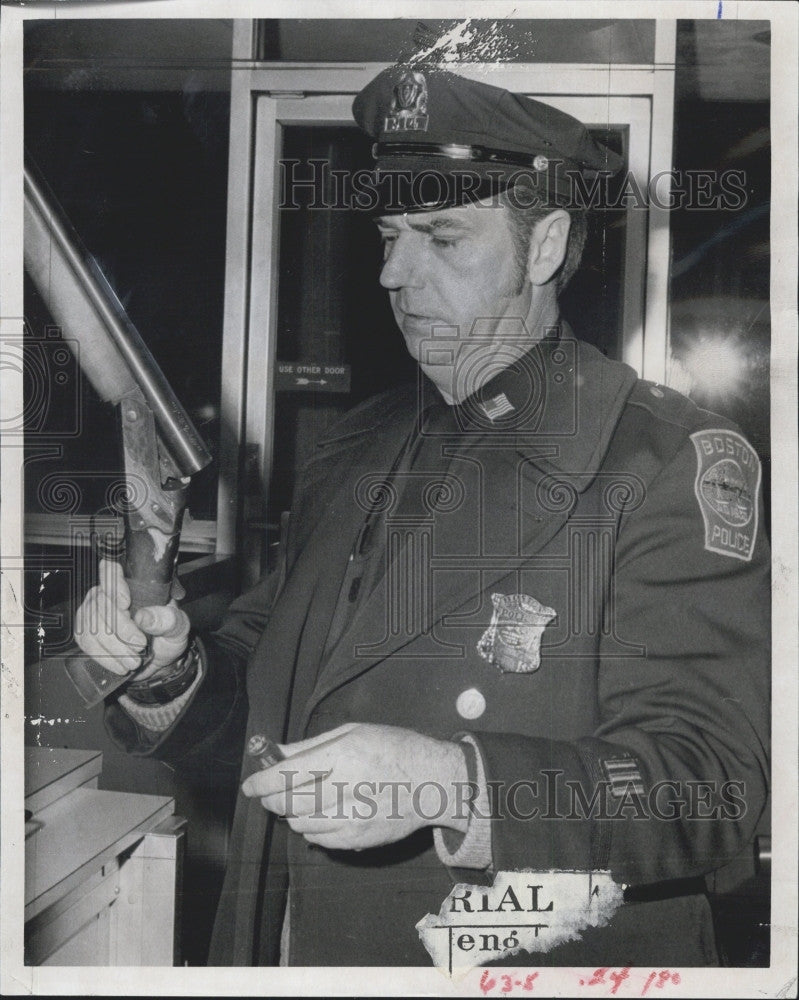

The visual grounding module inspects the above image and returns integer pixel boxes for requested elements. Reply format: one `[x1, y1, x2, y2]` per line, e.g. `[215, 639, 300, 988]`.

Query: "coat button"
[456, 688, 486, 720]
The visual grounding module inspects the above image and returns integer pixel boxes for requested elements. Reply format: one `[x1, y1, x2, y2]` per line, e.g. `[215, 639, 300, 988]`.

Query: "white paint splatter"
[409, 19, 521, 68]
[410, 20, 478, 64]
[147, 526, 170, 562]
[27, 715, 85, 726]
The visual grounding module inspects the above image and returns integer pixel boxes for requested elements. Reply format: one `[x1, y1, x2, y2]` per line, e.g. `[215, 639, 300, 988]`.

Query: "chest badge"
[477, 593, 556, 674]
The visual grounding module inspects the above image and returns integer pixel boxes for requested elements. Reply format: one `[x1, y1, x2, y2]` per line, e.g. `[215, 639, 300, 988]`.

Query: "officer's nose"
[379, 232, 423, 290]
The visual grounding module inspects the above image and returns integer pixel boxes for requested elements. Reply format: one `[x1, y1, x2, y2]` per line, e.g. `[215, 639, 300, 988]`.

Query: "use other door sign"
[275, 361, 351, 394]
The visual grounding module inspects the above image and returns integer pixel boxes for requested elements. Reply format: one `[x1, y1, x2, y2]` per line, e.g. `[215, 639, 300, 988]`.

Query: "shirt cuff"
[118, 658, 204, 733]
[433, 733, 493, 870]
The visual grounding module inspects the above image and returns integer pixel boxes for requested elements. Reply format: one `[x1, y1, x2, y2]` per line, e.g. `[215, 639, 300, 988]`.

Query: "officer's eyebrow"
[408, 217, 471, 234]
[375, 215, 472, 233]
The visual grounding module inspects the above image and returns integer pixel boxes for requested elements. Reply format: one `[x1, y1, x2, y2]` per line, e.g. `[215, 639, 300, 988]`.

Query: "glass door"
[243, 91, 652, 577]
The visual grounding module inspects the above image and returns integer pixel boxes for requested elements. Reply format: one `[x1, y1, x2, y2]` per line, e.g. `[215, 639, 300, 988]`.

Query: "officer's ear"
[527, 209, 571, 286]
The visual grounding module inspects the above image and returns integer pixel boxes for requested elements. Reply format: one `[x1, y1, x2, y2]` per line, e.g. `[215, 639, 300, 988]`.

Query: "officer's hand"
[241, 723, 470, 851]
[74, 558, 190, 682]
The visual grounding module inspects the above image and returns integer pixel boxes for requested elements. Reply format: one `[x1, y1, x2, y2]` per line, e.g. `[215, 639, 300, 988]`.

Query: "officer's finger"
[134, 604, 189, 640]
[101, 585, 146, 651]
[242, 765, 330, 801]
[286, 815, 341, 835]
[86, 624, 145, 673]
[74, 589, 107, 660]
[277, 722, 360, 760]
[256, 792, 291, 816]
[74, 584, 99, 644]
[74, 594, 142, 673]
[302, 829, 367, 852]
[74, 636, 139, 675]
[256, 785, 334, 820]
[99, 559, 131, 612]
[74, 584, 142, 668]
[93, 581, 148, 669]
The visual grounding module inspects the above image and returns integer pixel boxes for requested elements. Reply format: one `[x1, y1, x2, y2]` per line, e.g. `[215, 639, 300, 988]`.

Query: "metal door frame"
[221, 19, 676, 577]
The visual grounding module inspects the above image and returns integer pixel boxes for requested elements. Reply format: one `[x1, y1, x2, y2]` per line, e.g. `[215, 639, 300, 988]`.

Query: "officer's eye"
[379, 233, 398, 260]
[430, 233, 462, 249]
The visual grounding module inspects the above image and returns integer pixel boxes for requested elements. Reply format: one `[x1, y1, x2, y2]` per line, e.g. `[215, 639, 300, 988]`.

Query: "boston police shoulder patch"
[690, 429, 761, 561]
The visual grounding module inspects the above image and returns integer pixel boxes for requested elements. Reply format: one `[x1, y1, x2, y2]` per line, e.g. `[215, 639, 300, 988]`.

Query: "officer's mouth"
[396, 308, 439, 331]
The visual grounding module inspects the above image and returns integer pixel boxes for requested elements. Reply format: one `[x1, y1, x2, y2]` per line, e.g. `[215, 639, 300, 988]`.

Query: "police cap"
[353, 66, 624, 214]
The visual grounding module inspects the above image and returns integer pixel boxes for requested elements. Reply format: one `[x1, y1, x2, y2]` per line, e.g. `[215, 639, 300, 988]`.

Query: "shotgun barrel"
[23, 153, 212, 478]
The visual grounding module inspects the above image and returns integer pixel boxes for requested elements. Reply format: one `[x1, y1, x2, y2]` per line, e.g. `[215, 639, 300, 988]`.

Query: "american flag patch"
[602, 756, 645, 797]
[481, 392, 514, 420]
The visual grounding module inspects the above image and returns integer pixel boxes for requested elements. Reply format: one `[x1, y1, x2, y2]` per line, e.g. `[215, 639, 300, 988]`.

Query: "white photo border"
[1, 1, 796, 996]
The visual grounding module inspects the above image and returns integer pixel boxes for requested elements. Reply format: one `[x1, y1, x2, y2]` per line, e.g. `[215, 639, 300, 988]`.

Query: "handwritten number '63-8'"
[479, 970, 539, 994]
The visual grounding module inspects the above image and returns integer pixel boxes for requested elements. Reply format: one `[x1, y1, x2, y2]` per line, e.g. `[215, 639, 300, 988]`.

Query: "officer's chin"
[396, 318, 429, 360]
[412, 340, 458, 372]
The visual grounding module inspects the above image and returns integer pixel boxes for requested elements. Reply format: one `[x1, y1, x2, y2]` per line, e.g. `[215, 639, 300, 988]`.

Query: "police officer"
[75, 66, 769, 967]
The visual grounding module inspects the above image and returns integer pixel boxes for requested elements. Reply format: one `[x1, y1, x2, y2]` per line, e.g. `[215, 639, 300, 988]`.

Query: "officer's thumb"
[280, 722, 360, 760]
[134, 605, 189, 639]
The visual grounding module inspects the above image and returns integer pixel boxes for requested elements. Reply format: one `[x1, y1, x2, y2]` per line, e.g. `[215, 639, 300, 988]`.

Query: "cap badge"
[385, 70, 429, 133]
[533, 155, 549, 172]
[477, 593, 556, 674]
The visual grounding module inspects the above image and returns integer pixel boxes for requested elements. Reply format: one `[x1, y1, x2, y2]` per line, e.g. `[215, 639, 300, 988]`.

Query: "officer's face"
[376, 200, 533, 370]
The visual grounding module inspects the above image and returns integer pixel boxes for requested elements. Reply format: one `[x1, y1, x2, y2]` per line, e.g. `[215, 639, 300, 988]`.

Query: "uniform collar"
[426, 323, 638, 487]
[319, 325, 638, 489]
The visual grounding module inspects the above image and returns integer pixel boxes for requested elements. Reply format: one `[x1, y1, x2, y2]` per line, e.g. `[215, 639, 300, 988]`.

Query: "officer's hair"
[499, 185, 588, 296]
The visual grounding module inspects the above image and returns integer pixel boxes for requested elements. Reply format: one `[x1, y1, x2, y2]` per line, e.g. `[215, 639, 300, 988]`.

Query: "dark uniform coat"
[108, 337, 770, 968]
